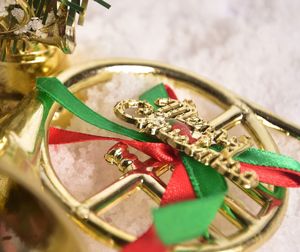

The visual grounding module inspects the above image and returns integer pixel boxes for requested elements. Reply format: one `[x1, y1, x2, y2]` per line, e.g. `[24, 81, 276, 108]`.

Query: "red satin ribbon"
[48, 128, 195, 201]
[240, 162, 300, 187]
[138, 85, 193, 250]
[164, 84, 178, 100]
[49, 127, 300, 188]
[48, 128, 176, 163]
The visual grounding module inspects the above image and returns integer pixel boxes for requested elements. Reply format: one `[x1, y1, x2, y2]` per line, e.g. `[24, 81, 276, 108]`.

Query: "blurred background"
[71, 1, 300, 251]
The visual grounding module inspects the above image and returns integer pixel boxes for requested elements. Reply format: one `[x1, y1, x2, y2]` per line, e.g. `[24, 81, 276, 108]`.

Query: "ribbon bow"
[37, 77, 300, 251]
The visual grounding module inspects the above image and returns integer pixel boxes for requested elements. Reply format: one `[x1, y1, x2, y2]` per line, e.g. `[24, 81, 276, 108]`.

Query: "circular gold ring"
[41, 59, 288, 251]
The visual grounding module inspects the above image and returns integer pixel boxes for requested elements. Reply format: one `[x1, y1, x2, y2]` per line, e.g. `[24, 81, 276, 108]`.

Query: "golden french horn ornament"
[0, 5, 299, 251]
[2, 59, 300, 251]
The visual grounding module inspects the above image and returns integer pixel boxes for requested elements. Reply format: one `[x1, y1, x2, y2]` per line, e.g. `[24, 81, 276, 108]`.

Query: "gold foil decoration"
[0, 0, 75, 60]
[0, 0, 110, 115]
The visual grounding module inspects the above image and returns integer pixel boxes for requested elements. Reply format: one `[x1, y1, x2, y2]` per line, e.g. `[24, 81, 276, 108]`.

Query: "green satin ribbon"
[140, 87, 227, 244]
[236, 147, 300, 173]
[139, 84, 169, 109]
[153, 156, 227, 244]
[37, 78, 154, 142]
[36, 77, 300, 176]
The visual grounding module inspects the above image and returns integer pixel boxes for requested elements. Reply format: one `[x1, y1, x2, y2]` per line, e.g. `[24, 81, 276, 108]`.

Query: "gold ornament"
[0, 59, 299, 251]
[114, 98, 258, 189]
[0, 0, 95, 57]
[41, 60, 298, 251]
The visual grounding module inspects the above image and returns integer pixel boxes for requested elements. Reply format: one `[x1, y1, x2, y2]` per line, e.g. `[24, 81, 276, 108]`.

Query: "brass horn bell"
[0, 92, 83, 251]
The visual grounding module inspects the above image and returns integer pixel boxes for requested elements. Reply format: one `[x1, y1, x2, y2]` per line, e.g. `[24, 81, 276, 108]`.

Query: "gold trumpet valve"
[104, 143, 168, 178]
[105, 143, 138, 173]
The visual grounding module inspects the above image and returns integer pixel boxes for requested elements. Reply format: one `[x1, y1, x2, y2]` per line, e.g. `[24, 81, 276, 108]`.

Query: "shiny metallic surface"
[114, 97, 258, 189]
[0, 91, 83, 251]
[0, 59, 298, 251]
[0, 0, 87, 115]
[0, 168, 83, 252]
[0, 45, 68, 115]
[38, 59, 298, 251]
[0, 1, 76, 56]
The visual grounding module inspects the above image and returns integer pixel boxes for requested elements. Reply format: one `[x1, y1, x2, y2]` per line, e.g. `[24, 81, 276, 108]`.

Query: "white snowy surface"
[51, 1, 300, 251]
